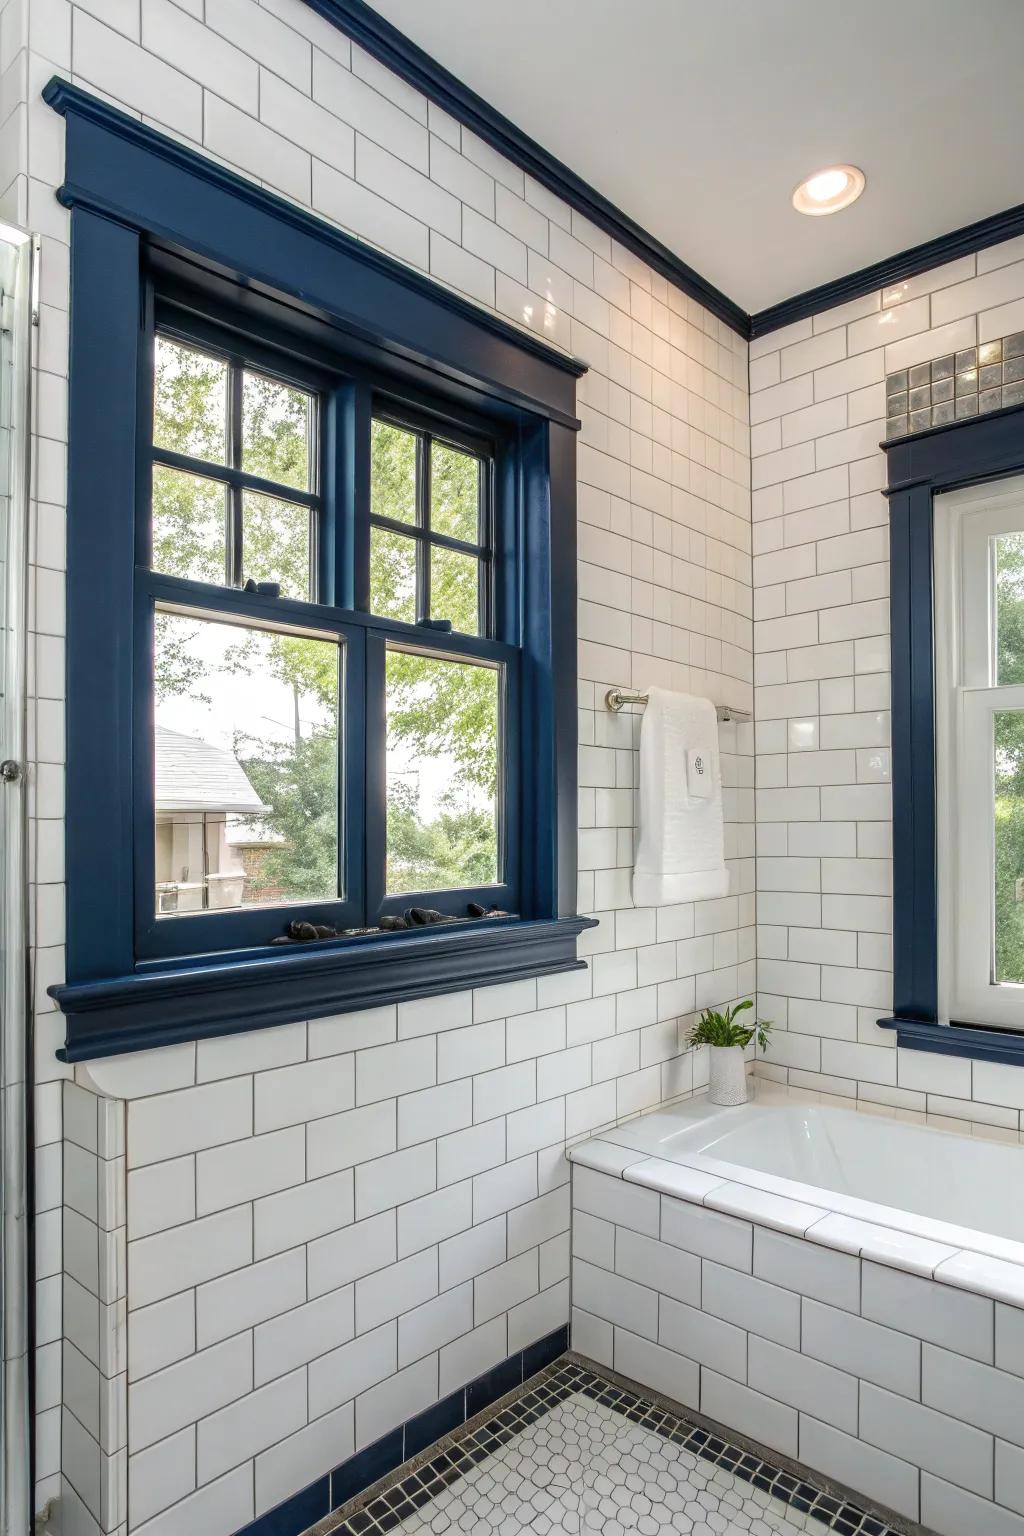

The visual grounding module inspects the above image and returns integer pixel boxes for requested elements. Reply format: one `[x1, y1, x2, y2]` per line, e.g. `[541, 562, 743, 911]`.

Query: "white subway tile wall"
[749, 244, 1024, 1123]
[6, 0, 753, 1525]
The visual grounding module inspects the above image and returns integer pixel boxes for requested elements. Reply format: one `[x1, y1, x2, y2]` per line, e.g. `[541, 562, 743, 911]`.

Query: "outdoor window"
[137, 307, 515, 963]
[934, 473, 1024, 1029]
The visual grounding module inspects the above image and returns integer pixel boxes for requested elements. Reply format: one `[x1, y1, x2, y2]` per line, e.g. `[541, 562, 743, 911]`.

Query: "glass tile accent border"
[886, 332, 1024, 438]
[319, 1359, 897, 1536]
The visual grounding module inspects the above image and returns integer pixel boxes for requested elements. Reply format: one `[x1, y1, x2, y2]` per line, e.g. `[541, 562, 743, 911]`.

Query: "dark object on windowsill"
[272, 905, 518, 944]
[416, 617, 453, 632]
[241, 578, 281, 597]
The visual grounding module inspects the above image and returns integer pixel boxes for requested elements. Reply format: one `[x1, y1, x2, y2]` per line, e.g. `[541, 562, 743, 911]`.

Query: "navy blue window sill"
[53, 916, 596, 1063]
[45, 79, 590, 1062]
[883, 402, 1024, 1066]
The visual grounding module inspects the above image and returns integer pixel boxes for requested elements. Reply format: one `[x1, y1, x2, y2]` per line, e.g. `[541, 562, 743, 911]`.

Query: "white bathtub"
[578, 1080, 1024, 1289]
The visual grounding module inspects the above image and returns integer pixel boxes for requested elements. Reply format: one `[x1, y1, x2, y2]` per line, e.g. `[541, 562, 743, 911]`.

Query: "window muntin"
[369, 413, 489, 637]
[935, 474, 1024, 1028]
[151, 333, 318, 598]
[139, 308, 513, 961]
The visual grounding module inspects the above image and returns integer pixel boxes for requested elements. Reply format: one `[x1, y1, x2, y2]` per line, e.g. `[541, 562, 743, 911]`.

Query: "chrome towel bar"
[604, 687, 751, 722]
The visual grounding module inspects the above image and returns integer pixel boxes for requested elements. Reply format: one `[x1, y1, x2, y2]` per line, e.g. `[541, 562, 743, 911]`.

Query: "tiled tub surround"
[8, 0, 753, 1522]
[748, 235, 1024, 1126]
[569, 1086, 1024, 1535]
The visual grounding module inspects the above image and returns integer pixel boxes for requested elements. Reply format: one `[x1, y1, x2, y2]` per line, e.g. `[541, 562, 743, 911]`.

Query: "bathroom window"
[934, 474, 1024, 1030]
[137, 305, 517, 964]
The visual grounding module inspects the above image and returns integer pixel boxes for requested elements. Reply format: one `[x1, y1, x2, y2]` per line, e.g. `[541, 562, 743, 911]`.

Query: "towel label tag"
[687, 748, 714, 799]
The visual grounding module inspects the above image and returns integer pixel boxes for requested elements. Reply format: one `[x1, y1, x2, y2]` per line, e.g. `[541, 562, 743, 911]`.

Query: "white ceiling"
[367, 0, 1024, 315]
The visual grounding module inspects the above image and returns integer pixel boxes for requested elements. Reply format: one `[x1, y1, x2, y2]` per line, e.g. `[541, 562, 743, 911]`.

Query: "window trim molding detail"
[882, 401, 1024, 1064]
[47, 79, 593, 1060]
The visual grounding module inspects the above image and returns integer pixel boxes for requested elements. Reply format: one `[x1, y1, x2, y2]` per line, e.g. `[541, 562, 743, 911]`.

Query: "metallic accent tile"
[908, 385, 930, 411]
[886, 369, 908, 395]
[956, 347, 978, 371]
[955, 368, 978, 395]
[931, 376, 954, 404]
[980, 363, 1002, 390]
[979, 339, 1003, 366]
[1004, 355, 1024, 384]
[1006, 332, 1024, 358]
[909, 408, 932, 432]
[887, 391, 908, 416]
[980, 388, 1002, 414]
[931, 399, 955, 427]
[908, 363, 931, 389]
[931, 353, 955, 381]
[956, 394, 979, 418]
[1003, 379, 1024, 408]
[885, 414, 908, 438]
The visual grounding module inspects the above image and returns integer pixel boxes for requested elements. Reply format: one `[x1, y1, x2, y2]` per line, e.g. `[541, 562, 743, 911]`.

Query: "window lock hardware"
[241, 579, 281, 597]
[416, 618, 453, 633]
[0, 760, 23, 783]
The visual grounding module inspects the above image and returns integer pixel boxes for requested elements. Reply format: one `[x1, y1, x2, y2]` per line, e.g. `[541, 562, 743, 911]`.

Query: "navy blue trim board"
[46, 78, 591, 1060]
[295, 0, 1024, 342]
[236, 1327, 568, 1536]
[881, 401, 1024, 1065]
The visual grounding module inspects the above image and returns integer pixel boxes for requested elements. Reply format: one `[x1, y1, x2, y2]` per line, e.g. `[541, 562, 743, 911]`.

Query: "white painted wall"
[748, 240, 1024, 1122]
[0, 0, 753, 1527]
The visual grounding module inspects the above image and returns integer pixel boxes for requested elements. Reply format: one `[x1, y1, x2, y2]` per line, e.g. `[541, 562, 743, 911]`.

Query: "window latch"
[416, 618, 453, 633]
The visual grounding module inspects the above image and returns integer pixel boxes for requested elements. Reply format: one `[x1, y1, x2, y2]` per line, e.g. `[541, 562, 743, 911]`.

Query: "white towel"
[633, 687, 730, 906]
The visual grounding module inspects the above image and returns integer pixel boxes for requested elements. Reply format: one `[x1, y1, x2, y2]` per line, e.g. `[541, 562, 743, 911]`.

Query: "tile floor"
[319, 1363, 895, 1536]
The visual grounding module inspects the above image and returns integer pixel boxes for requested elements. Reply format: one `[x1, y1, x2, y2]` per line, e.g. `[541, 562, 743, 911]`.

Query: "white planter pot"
[708, 1045, 747, 1106]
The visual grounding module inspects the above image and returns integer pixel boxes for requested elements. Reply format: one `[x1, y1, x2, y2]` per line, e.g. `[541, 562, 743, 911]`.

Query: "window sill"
[51, 915, 598, 1062]
[878, 1015, 1024, 1066]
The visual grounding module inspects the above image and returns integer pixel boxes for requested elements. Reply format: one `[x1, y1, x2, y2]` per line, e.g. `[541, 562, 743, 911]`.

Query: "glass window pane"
[370, 526, 417, 623]
[996, 532, 1024, 685]
[431, 442, 481, 543]
[431, 544, 479, 635]
[995, 708, 1024, 984]
[242, 491, 311, 601]
[154, 336, 227, 463]
[242, 370, 312, 492]
[371, 419, 418, 524]
[152, 466, 226, 584]
[385, 649, 499, 894]
[154, 610, 340, 916]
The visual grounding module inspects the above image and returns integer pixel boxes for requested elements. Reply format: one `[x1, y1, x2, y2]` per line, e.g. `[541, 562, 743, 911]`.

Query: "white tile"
[569, 1140, 648, 1177]
[473, 1155, 537, 1222]
[507, 1188, 568, 1258]
[936, 1250, 1024, 1309]
[612, 1327, 699, 1411]
[356, 1355, 437, 1451]
[129, 1424, 195, 1527]
[705, 1182, 827, 1235]
[700, 1369, 797, 1458]
[753, 1227, 860, 1311]
[924, 1342, 1024, 1449]
[398, 1079, 472, 1147]
[355, 1143, 435, 1220]
[254, 1401, 353, 1516]
[800, 1416, 919, 1522]
[572, 1258, 657, 1341]
[507, 1278, 568, 1353]
[922, 1473, 1024, 1536]
[307, 1322, 396, 1419]
[802, 1297, 920, 1398]
[439, 1215, 506, 1291]
[129, 1205, 252, 1309]
[571, 1307, 613, 1368]
[998, 1302, 1024, 1378]
[475, 1251, 538, 1325]
[356, 1248, 437, 1333]
[806, 1212, 956, 1276]
[130, 1334, 252, 1453]
[254, 1169, 353, 1259]
[128, 1293, 195, 1383]
[398, 1181, 472, 1259]
[438, 1317, 508, 1396]
[999, 1441, 1024, 1518]
[660, 1198, 752, 1272]
[356, 1037, 435, 1105]
[614, 1227, 700, 1306]
[860, 1380, 993, 1496]
[127, 1156, 194, 1239]
[622, 1158, 725, 1202]
[196, 1248, 306, 1350]
[399, 1281, 473, 1366]
[308, 1210, 396, 1298]
[862, 1260, 994, 1362]
[572, 1165, 659, 1237]
[748, 1334, 857, 1431]
[660, 1295, 746, 1381]
[197, 1369, 307, 1485]
[132, 1466, 252, 1536]
[254, 1057, 354, 1132]
[307, 1101, 396, 1179]
[196, 1127, 305, 1215]
[254, 1285, 354, 1385]
[197, 1021, 305, 1082]
[127, 1079, 251, 1167]
[702, 1260, 800, 1348]
[308, 1007, 396, 1058]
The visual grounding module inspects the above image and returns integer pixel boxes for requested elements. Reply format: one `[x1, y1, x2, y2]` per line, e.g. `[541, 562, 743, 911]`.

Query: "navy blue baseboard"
[238, 1325, 569, 1536]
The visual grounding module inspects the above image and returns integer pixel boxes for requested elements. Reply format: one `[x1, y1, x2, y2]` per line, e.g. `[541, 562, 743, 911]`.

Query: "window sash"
[936, 474, 1024, 1029]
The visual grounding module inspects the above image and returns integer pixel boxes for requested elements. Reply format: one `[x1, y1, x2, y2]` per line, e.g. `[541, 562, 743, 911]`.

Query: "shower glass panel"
[0, 225, 35, 1536]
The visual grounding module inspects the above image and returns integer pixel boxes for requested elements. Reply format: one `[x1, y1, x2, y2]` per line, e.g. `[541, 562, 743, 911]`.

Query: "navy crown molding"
[52, 918, 596, 1062]
[42, 77, 586, 430]
[750, 200, 1024, 338]
[882, 400, 1024, 1064]
[302, 1, 748, 338]
[48, 77, 591, 1060]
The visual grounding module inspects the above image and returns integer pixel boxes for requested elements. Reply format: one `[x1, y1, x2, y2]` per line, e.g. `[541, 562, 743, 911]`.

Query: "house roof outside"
[155, 725, 269, 816]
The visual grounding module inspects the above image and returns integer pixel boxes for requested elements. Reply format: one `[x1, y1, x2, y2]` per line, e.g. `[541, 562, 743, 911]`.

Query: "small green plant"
[687, 999, 771, 1052]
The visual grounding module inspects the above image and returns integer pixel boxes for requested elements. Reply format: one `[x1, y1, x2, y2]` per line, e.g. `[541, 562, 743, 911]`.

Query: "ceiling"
[366, 0, 1024, 315]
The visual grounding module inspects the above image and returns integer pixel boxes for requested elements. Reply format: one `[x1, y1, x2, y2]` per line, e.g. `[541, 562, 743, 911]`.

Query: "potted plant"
[687, 1000, 771, 1106]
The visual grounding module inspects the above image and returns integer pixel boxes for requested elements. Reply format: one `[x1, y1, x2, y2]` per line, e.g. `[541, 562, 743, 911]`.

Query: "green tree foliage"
[994, 533, 1024, 982]
[152, 344, 499, 908]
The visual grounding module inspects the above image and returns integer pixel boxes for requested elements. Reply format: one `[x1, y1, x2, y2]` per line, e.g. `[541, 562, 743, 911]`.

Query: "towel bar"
[604, 688, 751, 722]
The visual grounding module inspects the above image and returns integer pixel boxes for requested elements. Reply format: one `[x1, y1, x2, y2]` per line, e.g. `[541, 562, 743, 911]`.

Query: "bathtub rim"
[566, 1082, 1024, 1309]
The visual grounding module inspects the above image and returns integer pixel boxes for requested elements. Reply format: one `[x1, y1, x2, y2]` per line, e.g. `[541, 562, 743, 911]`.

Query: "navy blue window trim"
[46, 79, 594, 1060]
[881, 401, 1024, 1066]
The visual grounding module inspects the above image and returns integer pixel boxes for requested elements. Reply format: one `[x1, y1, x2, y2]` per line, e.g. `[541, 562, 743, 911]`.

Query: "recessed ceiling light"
[792, 165, 865, 216]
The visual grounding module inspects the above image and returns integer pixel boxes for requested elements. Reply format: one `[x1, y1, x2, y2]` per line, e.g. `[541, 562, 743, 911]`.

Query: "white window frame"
[935, 473, 1024, 1030]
